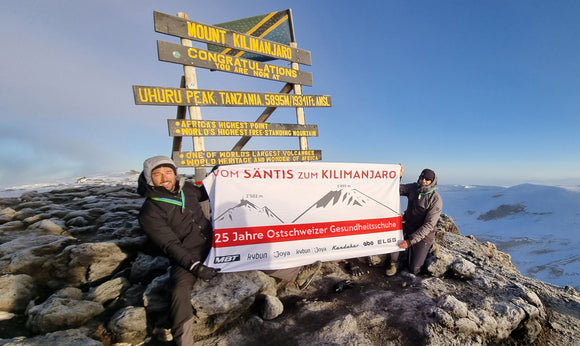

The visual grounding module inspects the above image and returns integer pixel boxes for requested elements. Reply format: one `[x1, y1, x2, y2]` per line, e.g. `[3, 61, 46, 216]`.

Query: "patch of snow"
[0, 171, 140, 198]
[441, 183, 580, 289]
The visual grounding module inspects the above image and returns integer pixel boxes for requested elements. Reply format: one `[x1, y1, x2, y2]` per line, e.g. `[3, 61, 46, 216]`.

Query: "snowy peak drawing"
[214, 188, 399, 228]
[215, 199, 284, 227]
[315, 189, 367, 208]
[293, 188, 399, 223]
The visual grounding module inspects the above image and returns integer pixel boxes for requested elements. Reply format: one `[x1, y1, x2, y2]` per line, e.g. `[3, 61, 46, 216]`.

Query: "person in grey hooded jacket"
[138, 155, 219, 346]
[386, 167, 442, 276]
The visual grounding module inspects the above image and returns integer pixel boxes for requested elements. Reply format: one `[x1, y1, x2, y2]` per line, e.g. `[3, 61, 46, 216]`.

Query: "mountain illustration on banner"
[214, 188, 399, 228]
[215, 199, 285, 226]
[292, 189, 399, 223]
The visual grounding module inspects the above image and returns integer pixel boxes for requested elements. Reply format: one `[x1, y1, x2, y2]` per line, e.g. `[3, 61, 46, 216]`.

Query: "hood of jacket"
[142, 156, 177, 186]
[137, 172, 187, 197]
[417, 170, 438, 194]
[137, 155, 185, 198]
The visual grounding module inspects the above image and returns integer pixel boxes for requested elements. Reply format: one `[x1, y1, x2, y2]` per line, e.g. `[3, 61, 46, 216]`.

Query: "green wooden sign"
[174, 149, 322, 167]
[154, 11, 312, 65]
[133, 85, 331, 107]
[168, 119, 318, 137]
[157, 40, 313, 86]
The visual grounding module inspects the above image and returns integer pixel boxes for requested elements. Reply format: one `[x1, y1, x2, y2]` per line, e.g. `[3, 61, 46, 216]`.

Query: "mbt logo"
[214, 254, 241, 264]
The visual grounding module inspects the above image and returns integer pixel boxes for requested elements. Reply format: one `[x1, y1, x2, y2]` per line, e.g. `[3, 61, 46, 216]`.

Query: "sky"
[1, 0, 579, 188]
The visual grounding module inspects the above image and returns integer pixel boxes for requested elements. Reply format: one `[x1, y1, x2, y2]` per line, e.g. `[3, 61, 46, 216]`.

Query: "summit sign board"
[153, 11, 312, 65]
[133, 9, 330, 173]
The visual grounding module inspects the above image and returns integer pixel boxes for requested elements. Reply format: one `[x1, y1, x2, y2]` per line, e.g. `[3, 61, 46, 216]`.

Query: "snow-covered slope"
[439, 183, 580, 289]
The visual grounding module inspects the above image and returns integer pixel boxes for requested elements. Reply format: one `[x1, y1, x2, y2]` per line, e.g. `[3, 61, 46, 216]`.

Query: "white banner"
[202, 162, 403, 272]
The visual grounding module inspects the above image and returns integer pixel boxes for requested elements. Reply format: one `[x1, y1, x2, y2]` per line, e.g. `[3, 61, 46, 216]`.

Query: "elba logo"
[214, 254, 241, 264]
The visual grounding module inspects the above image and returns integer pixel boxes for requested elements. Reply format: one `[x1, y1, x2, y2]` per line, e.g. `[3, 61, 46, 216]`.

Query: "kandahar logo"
[214, 254, 241, 264]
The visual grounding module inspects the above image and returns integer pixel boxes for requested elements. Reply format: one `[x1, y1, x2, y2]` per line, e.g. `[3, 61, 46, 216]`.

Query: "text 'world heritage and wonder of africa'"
[174, 150, 323, 167]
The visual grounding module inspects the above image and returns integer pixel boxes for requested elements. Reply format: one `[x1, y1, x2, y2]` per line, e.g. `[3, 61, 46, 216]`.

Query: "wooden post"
[290, 42, 308, 151]
[171, 76, 187, 153]
[178, 12, 206, 182]
[231, 83, 294, 152]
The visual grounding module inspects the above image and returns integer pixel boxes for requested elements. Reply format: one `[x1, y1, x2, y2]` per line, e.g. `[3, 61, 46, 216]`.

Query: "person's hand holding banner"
[191, 261, 221, 281]
[397, 240, 409, 249]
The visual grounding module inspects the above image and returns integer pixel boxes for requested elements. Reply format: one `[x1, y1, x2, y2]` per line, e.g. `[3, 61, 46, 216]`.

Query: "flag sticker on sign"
[208, 9, 294, 62]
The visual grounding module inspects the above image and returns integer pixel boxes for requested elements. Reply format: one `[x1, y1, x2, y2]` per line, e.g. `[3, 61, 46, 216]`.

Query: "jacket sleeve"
[198, 184, 209, 202]
[400, 183, 410, 196]
[407, 193, 442, 245]
[139, 202, 196, 269]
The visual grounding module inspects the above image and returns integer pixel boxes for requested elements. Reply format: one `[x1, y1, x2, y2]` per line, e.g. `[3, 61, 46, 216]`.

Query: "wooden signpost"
[133, 10, 331, 180]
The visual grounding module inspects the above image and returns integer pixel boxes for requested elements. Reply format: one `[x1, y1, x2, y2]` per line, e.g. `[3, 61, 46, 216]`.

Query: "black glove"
[348, 262, 364, 277]
[191, 262, 220, 281]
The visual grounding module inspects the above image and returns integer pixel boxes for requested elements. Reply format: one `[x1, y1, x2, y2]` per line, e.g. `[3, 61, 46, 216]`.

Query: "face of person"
[418, 176, 432, 186]
[151, 166, 176, 192]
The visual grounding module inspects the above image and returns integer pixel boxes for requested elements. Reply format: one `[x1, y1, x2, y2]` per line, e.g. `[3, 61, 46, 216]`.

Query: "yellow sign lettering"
[137, 87, 183, 104]
[187, 22, 225, 44]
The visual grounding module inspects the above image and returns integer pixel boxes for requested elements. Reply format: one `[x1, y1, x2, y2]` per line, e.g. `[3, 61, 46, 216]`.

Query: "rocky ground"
[0, 178, 578, 345]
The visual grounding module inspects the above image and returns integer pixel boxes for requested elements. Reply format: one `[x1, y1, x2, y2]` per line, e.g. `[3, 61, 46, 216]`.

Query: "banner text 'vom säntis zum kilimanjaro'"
[202, 162, 403, 272]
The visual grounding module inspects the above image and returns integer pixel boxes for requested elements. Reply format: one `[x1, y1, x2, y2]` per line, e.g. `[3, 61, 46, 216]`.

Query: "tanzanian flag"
[207, 9, 295, 62]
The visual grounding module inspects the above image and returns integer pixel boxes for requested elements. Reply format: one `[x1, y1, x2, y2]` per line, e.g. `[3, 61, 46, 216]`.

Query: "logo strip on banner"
[213, 217, 402, 247]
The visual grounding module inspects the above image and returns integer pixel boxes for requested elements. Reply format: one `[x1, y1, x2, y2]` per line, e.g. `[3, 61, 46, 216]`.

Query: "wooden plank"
[231, 83, 293, 152]
[168, 119, 318, 137]
[157, 40, 313, 86]
[291, 42, 308, 151]
[133, 85, 331, 107]
[154, 11, 312, 65]
[171, 76, 187, 153]
[173, 150, 322, 167]
[176, 12, 206, 182]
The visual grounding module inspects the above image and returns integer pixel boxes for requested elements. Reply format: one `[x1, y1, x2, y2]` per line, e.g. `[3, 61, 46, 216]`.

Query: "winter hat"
[143, 156, 177, 186]
[419, 169, 436, 181]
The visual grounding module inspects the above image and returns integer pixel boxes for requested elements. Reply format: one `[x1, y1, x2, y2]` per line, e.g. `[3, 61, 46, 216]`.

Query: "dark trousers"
[170, 265, 196, 346]
[388, 240, 432, 275]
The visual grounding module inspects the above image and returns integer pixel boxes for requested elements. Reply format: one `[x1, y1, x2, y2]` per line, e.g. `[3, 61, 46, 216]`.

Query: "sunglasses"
[419, 175, 432, 181]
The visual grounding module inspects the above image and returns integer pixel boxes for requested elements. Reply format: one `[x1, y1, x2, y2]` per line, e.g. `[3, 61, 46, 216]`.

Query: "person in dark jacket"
[138, 155, 219, 346]
[386, 167, 442, 276]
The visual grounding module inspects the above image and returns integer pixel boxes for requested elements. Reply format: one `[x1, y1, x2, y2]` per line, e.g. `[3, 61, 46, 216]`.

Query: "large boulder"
[107, 306, 147, 344]
[0, 208, 17, 224]
[54, 242, 128, 285]
[0, 274, 36, 313]
[26, 289, 105, 333]
[0, 235, 74, 284]
[85, 277, 130, 305]
[189, 270, 278, 336]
